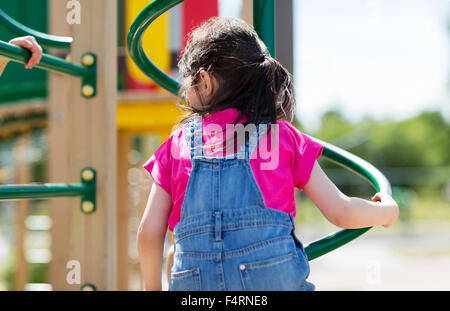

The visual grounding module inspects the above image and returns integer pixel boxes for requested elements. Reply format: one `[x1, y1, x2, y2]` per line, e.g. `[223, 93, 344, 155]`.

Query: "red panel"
[182, 0, 219, 47]
[126, 76, 157, 91]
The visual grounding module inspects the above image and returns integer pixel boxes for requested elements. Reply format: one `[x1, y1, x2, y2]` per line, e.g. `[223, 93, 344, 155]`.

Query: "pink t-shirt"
[143, 108, 323, 231]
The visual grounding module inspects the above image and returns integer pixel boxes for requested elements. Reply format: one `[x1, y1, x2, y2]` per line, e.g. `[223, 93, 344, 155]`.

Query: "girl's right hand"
[371, 192, 399, 228]
[9, 36, 42, 69]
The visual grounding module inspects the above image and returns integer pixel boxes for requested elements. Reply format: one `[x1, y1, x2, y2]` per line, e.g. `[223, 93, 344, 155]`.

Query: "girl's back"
[144, 109, 321, 290]
[144, 108, 323, 232]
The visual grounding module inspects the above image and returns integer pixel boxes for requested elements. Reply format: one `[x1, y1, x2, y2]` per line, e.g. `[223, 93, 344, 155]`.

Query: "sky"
[293, 0, 450, 132]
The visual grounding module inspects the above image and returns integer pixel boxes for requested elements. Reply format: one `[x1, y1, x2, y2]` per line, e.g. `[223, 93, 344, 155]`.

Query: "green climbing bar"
[127, 0, 183, 95]
[0, 8, 72, 49]
[303, 139, 391, 260]
[0, 40, 92, 78]
[0, 168, 96, 214]
[0, 183, 89, 200]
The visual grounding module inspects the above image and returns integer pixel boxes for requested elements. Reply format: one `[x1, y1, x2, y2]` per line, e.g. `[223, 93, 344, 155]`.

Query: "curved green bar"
[127, 0, 392, 261]
[303, 138, 391, 260]
[127, 0, 183, 95]
[0, 40, 92, 78]
[0, 9, 72, 49]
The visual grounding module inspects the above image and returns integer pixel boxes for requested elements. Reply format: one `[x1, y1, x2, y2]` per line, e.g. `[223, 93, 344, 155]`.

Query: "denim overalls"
[169, 116, 314, 291]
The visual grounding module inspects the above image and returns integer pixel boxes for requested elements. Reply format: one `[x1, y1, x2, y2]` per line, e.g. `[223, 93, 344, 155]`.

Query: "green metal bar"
[304, 138, 391, 260]
[253, 0, 276, 57]
[127, 0, 183, 95]
[126, 0, 393, 261]
[0, 183, 88, 200]
[0, 40, 91, 78]
[0, 9, 72, 49]
[0, 168, 96, 214]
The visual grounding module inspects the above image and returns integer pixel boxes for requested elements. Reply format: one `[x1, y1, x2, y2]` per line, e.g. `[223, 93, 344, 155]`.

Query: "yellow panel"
[126, 0, 170, 85]
[117, 102, 182, 135]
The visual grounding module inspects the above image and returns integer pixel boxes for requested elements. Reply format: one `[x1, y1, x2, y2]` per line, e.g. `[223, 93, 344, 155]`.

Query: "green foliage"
[309, 109, 449, 193]
[313, 110, 449, 169]
[29, 263, 48, 284]
[0, 250, 14, 291]
[315, 110, 356, 142]
[0, 241, 48, 290]
[367, 111, 450, 168]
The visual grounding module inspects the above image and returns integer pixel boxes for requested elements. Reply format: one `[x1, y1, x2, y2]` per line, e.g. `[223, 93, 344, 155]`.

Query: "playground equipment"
[127, 0, 392, 261]
[0, 167, 96, 214]
[0, 0, 117, 291]
[0, 40, 96, 98]
[0, 0, 392, 291]
[0, 10, 98, 210]
[0, 1, 179, 290]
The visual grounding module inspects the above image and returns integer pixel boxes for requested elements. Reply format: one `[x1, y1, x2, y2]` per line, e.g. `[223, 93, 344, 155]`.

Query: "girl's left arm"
[303, 161, 399, 229]
[137, 182, 172, 291]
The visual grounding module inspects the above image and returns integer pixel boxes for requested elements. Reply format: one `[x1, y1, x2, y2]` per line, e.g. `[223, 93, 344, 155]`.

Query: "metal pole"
[0, 168, 96, 214]
[0, 40, 92, 78]
[0, 9, 72, 49]
[253, 0, 276, 57]
[0, 183, 88, 200]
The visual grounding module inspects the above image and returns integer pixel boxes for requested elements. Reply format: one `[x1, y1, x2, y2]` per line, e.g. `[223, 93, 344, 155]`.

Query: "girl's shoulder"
[276, 120, 323, 189]
[276, 119, 323, 160]
[276, 120, 312, 146]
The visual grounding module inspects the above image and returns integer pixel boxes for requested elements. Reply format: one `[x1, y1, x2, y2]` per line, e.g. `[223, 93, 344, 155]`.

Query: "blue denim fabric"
[170, 116, 314, 291]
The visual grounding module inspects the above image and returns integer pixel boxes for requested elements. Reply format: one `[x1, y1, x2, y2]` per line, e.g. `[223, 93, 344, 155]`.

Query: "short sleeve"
[143, 136, 173, 196]
[288, 125, 323, 190]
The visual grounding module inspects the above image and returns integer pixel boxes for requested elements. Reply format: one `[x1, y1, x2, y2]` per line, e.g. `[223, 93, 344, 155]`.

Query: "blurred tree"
[368, 111, 449, 168]
[309, 110, 449, 192]
[315, 109, 355, 142]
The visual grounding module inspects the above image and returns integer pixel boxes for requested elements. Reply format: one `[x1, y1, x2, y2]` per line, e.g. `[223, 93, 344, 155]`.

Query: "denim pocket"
[239, 253, 307, 291]
[169, 268, 201, 291]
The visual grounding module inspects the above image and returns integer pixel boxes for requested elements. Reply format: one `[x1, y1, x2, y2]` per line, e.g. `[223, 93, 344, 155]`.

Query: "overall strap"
[184, 116, 271, 160]
[186, 116, 204, 159]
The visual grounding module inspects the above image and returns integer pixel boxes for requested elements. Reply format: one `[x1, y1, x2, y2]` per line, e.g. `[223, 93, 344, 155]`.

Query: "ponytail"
[177, 16, 296, 129]
[248, 55, 295, 125]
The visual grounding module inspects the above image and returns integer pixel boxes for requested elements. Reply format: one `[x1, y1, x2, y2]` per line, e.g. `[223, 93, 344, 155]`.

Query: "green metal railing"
[0, 13, 98, 211]
[0, 168, 97, 214]
[127, 0, 393, 261]
[0, 40, 97, 98]
[0, 8, 72, 49]
[0, 40, 87, 77]
[253, 0, 275, 57]
[0, 9, 96, 98]
[304, 138, 391, 260]
[0, 7, 98, 291]
[127, 0, 183, 96]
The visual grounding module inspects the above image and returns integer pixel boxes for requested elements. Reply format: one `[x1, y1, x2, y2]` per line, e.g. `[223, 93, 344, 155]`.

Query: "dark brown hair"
[176, 16, 295, 128]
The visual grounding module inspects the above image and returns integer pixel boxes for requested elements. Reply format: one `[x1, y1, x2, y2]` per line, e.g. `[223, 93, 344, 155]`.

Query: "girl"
[0, 36, 43, 76]
[138, 17, 399, 291]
